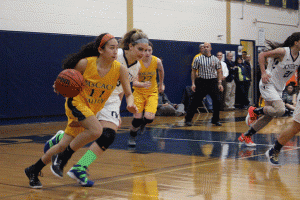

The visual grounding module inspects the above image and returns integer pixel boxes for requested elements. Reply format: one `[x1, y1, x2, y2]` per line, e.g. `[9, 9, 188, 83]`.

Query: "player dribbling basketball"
[24, 33, 137, 188]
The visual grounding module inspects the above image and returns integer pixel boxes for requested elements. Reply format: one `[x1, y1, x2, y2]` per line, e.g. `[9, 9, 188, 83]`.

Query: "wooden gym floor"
[1, 110, 300, 200]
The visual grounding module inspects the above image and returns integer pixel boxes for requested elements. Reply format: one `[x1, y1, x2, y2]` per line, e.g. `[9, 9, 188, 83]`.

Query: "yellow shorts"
[64, 98, 95, 137]
[133, 91, 158, 114]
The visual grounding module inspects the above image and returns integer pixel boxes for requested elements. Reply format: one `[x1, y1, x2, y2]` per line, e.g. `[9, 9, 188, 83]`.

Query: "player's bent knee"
[132, 118, 143, 128]
[90, 125, 103, 139]
[95, 128, 116, 151]
[143, 117, 153, 124]
[276, 108, 286, 117]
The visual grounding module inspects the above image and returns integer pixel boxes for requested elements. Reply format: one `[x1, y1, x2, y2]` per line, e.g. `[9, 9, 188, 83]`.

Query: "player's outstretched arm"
[119, 65, 138, 113]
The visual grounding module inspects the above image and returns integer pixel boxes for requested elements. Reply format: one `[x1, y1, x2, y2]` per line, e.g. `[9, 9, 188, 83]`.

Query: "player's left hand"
[127, 104, 138, 114]
[118, 118, 122, 129]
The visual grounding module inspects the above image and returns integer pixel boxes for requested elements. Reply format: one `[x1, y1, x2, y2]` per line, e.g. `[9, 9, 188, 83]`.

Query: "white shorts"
[259, 81, 282, 102]
[96, 95, 121, 126]
[293, 93, 300, 123]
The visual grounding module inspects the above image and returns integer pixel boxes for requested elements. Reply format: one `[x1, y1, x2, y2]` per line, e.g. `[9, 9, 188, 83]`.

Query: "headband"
[135, 38, 149, 44]
[99, 34, 115, 49]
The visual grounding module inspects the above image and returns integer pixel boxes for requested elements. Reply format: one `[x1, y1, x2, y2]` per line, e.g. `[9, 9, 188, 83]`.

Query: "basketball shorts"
[64, 98, 96, 137]
[96, 95, 121, 126]
[133, 90, 158, 114]
[259, 81, 282, 102]
[293, 92, 300, 123]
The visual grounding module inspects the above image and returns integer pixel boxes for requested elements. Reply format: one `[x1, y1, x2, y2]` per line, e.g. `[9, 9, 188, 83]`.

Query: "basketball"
[54, 69, 84, 98]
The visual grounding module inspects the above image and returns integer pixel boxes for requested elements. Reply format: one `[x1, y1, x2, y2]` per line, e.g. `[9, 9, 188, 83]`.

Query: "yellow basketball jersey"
[133, 56, 158, 94]
[192, 53, 202, 66]
[71, 56, 121, 114]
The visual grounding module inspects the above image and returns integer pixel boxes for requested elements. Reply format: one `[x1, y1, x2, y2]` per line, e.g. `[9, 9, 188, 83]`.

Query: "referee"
[185, 42, 224, 126]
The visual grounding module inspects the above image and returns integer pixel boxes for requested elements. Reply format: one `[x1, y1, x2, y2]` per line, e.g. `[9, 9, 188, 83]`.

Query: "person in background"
[282, 83, 297, 116]
[216, 51, 229, 111]
[184, 42, 223, 126]
[235, 56, 251, 109]
[244, 54, 252, 106]
[224, 52, 238, 110]
[156, 83, 185, 116]
[192, 43, 204, 66]
[242, 51, 248, 62]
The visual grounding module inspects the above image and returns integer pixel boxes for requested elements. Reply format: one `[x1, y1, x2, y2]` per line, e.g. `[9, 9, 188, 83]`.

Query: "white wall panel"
[0, 0, 299, 44]
[0, 0, 127, 36]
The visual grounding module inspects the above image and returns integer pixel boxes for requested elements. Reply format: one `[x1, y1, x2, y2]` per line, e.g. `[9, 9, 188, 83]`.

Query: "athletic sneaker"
[44, 130, 64, 153]
[24, 165, 43, 189]
[265, 147, 280, 166]
[247, 106, 258, 126]
[238, 133, 256, 147]
[67, 165, 94, 187]
[127, 136, 136, 147]
[51, 156, 65, 178]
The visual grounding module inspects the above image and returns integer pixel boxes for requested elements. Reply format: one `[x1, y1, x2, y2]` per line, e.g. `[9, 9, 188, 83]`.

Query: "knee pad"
[132, 118, 143, 128]
[143, 117, 153, 124]
[95, 128, 116, 151]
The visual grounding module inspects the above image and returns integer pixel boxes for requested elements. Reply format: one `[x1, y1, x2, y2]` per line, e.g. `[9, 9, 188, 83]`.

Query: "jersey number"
[283, 71, 293, 78]
[116, 80, 121, 86]
[141, 75, 152, 82]
[89, 89, 105, 98]
[111, 111, 118, 119]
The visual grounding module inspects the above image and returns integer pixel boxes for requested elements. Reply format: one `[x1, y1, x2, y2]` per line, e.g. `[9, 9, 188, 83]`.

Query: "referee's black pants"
[185, 78, 221, 123]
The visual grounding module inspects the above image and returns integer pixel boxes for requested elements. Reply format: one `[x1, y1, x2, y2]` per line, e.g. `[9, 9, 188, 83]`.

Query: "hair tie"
[99, 34, 115, 49]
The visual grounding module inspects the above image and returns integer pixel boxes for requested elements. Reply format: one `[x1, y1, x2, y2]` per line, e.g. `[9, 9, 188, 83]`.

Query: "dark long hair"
[62, 33, 110, 69]
[235, 56, 243, 66]
[266, 32, 300, 50]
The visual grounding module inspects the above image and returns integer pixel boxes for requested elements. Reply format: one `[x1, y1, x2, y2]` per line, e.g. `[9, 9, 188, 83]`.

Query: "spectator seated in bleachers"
[282, 83, 297, 116]
[156, 84, 185, 116]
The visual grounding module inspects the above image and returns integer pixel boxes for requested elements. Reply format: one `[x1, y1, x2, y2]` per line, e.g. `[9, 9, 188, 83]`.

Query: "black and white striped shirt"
[193, 55, 221, 79]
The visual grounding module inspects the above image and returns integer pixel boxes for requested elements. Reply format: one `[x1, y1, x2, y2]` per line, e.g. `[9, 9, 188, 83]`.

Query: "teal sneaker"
[44, 130, 64, 153]
[67, 165, 94, 187]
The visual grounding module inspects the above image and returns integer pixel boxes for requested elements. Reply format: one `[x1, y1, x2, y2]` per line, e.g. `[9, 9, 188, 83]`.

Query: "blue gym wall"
[0, 30, 239, 125]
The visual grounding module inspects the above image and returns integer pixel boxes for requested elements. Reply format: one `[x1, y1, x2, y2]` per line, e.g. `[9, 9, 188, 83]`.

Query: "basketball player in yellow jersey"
[25, 33, 137, 188]
[128, 42, 165, 147]
[192, 43, 204, 66]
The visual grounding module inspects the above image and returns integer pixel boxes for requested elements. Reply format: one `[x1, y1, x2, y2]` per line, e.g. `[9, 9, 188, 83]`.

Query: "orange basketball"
[54, 69, 84, 98]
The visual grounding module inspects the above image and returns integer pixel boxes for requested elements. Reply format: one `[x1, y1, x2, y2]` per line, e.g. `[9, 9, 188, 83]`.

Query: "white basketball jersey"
[265, 47, 300, 92]
[110, 48, 141, 96]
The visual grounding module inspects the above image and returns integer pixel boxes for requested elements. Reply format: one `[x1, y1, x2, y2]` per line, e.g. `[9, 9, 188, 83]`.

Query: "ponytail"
[119, 29, 148, 50]
[62, 33, 113, 69]
[266, 32, 300, 50]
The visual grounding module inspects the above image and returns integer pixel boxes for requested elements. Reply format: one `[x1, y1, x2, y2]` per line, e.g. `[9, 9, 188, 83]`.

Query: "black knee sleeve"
[132, 118, 143, 128]
[143, 117, 153, 125]
[95, 128, 116, 151]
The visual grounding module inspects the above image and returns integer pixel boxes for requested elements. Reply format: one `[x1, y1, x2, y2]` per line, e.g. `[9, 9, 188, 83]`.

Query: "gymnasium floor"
[1, 110, 300, 199]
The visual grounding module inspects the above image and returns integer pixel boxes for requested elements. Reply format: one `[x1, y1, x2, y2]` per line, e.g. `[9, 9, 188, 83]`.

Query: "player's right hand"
[143, 81, 151, 89]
